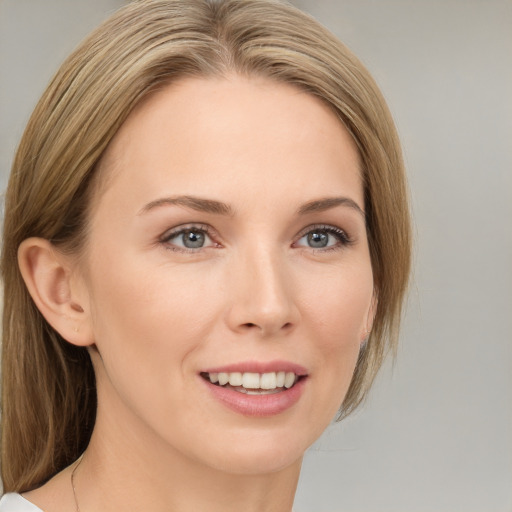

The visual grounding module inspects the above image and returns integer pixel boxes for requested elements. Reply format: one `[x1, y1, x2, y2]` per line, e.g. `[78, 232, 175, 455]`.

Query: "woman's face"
[78, 75, 374, 474]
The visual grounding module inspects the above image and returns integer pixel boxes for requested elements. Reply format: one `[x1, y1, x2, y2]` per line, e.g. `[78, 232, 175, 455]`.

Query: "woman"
[0, 0, 411, 510]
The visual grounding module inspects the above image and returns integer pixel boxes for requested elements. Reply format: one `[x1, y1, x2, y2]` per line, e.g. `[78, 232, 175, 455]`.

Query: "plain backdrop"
[1, 1, 511, 511]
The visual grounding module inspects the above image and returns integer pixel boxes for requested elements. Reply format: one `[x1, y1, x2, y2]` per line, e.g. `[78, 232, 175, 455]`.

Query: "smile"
[201, 371, 299, 394]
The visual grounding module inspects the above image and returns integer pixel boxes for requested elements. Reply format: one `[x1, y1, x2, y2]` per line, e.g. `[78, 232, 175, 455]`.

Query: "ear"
[17, 237, 94, 347]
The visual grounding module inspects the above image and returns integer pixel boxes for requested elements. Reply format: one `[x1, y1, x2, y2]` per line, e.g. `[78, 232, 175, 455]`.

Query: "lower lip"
[202, 377, 306, 417]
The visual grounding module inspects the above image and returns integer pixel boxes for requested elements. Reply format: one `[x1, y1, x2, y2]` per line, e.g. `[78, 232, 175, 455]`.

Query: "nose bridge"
[227, 241, 297, 336]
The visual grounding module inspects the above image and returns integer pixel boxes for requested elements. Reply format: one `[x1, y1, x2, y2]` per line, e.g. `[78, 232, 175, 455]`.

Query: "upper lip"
[201, 360, 308, 376]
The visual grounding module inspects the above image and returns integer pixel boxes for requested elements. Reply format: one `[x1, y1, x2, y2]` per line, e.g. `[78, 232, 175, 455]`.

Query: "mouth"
[200, 371, 304, 395]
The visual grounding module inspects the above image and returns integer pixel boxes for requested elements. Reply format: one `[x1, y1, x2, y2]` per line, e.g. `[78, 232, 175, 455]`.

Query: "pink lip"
[202, 360, 308, 376]
[201, 376, 307, 417]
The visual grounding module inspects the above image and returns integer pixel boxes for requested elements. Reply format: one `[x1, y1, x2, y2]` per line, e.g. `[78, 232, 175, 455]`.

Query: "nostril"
[242, 321, 294, 333]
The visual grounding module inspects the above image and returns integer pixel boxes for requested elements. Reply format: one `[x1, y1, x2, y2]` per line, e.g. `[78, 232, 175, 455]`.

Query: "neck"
[74, 402, 301, 512]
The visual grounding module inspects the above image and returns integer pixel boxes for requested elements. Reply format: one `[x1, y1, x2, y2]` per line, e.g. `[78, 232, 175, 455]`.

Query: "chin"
[181, 420, 323, 476]
[205, 442, 306, 476]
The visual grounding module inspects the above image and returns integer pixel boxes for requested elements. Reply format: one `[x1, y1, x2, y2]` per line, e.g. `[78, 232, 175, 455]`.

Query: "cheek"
[88, 249, 217, 337]
[85, 256, 225, 442]
[300, 260, 373, 344]
[85, 253, 221, 391]
[298, 261, 373, 416]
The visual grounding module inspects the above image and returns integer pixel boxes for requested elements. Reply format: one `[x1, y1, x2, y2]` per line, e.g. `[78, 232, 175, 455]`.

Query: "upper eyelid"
[295, 223, 349, 238]
[159, 223, 214, 240]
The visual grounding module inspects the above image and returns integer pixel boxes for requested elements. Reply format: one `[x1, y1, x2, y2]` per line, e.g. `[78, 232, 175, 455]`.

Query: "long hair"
[1, 0, 411, 492]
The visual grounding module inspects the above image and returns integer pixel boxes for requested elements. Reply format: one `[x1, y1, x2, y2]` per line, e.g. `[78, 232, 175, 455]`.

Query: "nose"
[225, 247, 299, 337]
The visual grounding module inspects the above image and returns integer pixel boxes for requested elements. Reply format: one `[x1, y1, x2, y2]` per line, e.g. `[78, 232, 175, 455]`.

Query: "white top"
[0, 492, 296, 511]
[0, 494, 43, 512]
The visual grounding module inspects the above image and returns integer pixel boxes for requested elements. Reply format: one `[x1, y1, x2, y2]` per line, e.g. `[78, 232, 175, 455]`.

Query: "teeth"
[228, 372, 243, 386]
[284, 372, 296, 389]
[246, 388, 282, 395]
[242, 372, 260, 389]
[260, 372, 277, 389]
[206, 371, 299, 390]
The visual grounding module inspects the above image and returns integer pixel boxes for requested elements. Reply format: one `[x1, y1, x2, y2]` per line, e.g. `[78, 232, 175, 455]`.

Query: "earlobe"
[17, 237, 93, 347]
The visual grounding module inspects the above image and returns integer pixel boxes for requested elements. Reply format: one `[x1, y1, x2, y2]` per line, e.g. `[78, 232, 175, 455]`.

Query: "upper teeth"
[208, 371, 297, 390]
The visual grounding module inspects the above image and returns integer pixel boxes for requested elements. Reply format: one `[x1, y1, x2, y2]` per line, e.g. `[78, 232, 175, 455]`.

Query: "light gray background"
[1, 1, 511, 511]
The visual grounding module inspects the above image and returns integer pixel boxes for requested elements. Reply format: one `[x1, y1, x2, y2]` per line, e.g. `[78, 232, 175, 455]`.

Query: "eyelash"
[294, 224, 354, 252]
[159, 223, 353, 253]
[159, 224, 218, 253]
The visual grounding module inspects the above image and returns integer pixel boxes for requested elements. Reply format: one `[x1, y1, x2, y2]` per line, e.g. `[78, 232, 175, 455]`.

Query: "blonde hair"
[1, 0, 411, 492]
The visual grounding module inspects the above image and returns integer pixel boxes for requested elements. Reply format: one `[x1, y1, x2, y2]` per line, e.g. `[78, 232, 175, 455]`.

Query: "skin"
[20, 75, 374, 512]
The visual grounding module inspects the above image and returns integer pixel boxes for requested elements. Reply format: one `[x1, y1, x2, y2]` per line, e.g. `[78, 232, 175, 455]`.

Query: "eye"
[294, 225, 352, 250]
[160, 225, 217, 251]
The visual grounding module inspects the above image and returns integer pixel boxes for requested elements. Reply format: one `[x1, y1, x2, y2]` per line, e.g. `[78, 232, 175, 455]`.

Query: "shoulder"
[0, 493, 44, 512]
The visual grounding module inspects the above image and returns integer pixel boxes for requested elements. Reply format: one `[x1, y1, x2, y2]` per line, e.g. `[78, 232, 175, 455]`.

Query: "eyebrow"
[138, 194, 364, 218]
[297, 197, 365, 218]
[138, 195, 234, 216]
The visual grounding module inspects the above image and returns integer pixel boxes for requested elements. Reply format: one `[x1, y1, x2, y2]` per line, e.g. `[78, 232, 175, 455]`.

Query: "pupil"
[308, 231, 328, 248]
[183, 230, 205, 248]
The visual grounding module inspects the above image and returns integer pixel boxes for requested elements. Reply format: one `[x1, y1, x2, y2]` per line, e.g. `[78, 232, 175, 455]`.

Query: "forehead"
[93, 74, 363, 216]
